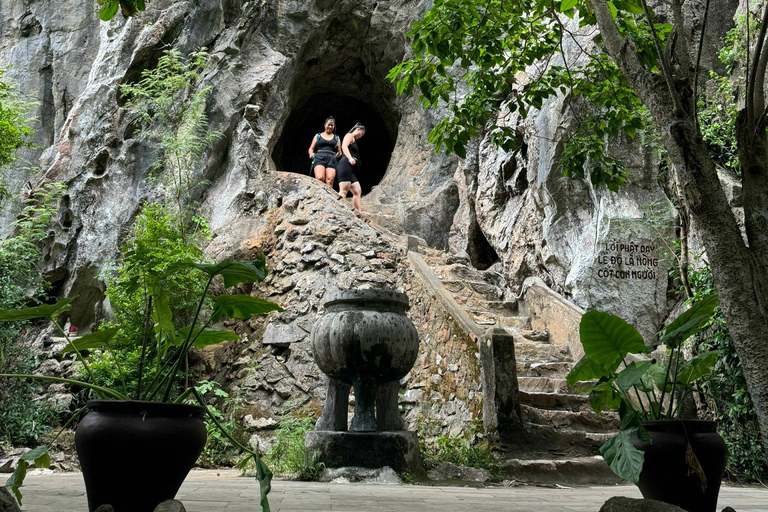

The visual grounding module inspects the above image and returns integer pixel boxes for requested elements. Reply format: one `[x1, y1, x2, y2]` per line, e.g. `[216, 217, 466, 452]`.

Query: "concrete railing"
[522, 277, 586, 360]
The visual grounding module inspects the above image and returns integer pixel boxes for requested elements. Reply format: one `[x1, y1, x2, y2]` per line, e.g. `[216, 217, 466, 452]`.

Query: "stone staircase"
[406, 243, 620, 485]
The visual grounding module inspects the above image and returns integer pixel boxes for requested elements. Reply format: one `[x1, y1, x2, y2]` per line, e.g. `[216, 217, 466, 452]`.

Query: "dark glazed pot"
[311, 289, 419, 432]
[632, 420, 727, 512]
[75, 400, 207, 512]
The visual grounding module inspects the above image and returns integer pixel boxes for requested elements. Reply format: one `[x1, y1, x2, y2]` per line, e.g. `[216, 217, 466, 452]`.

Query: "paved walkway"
[18, 470, 768, 511]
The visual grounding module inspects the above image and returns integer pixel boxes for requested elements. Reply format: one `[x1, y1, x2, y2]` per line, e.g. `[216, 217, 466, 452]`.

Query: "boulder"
[0, 488, 21, 512]
[318, 466, 401, 484]
[599, 497, 686, 512]
[154, 500, 186, 512]
[426, 462, 492, 483]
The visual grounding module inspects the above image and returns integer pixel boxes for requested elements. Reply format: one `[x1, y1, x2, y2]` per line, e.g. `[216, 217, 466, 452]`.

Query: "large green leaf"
[62, 328, 119, 353]
[566, 355, 610, 387]
[152, 290, 175, 357]
[0, 298, 75, 322]
[211, 295, 283, 322]
[579, 311, 646, 370]
[20, 445, 50, 467]
[615, 360, 653, 392]
[99, 0, 119, 21]
[175, 256, 269, 287]
[659, 294, 718, 348]
[676, 350, 721, 385]
[178, 326, 240, 348]
[600, 429, 646, 484]
[583, 381, 621, 414]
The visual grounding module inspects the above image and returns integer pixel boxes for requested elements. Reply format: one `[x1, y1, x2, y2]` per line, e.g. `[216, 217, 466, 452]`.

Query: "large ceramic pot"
[632, 420, 727, 512]
[75, 400, 207, 512]
[311, 289, 419, 432]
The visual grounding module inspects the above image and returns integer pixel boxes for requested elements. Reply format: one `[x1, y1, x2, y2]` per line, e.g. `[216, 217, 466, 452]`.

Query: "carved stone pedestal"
[305, 431, 423, 474]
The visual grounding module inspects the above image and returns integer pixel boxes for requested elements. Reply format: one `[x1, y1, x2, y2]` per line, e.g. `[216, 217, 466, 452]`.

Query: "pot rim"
[641, 419, 718, 433]
[323, 288, 409, 308]
[86, 400, 206, 418]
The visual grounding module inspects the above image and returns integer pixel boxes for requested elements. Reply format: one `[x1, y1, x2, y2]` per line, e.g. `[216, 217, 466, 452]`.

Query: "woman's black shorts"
[336, 156, 359, 184]
[313, 152, 337, 168]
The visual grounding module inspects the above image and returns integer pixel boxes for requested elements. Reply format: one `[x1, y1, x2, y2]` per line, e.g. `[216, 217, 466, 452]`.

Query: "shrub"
[0, 67, 36, 204]
[418, 418, 500, 480]
[0, 183, 64, 446]
[265, 405, 323, 481]
[89, 203, 209, 395]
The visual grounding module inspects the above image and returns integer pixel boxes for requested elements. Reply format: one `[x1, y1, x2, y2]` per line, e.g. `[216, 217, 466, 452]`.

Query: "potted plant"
[566, 293, 727, 512]
[0, 254, 280, 512]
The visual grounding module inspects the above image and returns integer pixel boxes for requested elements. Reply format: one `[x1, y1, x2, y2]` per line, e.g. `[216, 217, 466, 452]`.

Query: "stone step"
[467, 309, 498, 326]
[484, 300, 518, 313]
[519, 391, 590, 412]
[505, 424, 613, 457]
[518, 377, 594, 394]
[500, 455, 621, 485]
[521, 405, 620, 432]
[498, 315, 532, 330]
[516, 361, 573, 378]
[513, 342, 571, 362]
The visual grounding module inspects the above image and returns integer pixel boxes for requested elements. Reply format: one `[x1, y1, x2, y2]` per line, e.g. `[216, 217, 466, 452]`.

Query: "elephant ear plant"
[566, 293, 720, 484]
[0, 255, 281, 511]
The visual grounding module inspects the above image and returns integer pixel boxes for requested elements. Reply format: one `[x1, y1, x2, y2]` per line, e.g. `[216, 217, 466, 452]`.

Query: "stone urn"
[310, 289, 419, 432]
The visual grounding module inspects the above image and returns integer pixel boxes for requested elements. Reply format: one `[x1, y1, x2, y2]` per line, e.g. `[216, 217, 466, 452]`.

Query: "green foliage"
[96, 0, 150, 21]
[388, 0, 672, 190]
[698, 74, 739, 175]
[0, 184, 64, 449]
[567, 294, 720, 483]
[0, 68, 37, 204]
[192, 381, 250, 468]
[418, 418, 501, 480]
[265, 406, 324, 481]
[0, 229, 281, 508]
[684, 261, 768, 482]
[120, 48, 221, 235]
[92, 203, 208, 393]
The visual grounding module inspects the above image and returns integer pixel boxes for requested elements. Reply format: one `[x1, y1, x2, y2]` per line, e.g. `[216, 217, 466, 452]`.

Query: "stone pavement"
[18, 470, 768, 511]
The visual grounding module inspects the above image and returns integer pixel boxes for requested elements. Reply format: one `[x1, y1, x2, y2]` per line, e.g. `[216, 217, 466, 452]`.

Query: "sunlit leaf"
[178, 326, 240, 348]
[211, 295, 283, 322]
[0, 298, 75, 322]
[62, 328, 119, 353]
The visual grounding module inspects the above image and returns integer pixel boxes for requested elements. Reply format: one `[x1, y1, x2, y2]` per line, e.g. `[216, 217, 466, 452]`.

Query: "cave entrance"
[270, 15, 402, 196]
[272, 93, 395, 196]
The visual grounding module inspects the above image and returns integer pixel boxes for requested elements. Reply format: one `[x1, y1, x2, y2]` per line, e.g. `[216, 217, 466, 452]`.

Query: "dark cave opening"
[469, 227, 500, 271]
[272, 92, 396, 195]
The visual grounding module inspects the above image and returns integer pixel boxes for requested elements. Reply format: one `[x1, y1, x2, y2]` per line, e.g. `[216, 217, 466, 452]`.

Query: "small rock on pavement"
[318, 466, 401, 484]
[600, 497, 686, 512]
[154, 500, 186, 512]
[0, 487, 21, 512]
[93, 505, 114, 512]
[426, 461, 492, 483]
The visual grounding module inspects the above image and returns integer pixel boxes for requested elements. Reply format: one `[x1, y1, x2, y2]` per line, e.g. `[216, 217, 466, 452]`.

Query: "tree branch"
[639, 0, 684, 116]
[747, 2, 768, 126]
[693, 0, 711, 126]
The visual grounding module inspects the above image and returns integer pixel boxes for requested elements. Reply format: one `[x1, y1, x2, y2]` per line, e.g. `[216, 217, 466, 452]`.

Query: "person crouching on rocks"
[308, 116, 341, 188]
[337, 123, 365, 212]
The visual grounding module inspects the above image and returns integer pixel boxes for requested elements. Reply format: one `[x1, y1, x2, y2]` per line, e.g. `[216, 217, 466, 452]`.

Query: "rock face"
[0, 0, 674, 339]
[0, 0, 683, 446]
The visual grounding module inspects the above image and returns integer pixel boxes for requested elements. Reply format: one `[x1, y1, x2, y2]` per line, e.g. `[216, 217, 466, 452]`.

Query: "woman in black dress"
[308, 117, 341, 188]
[336, 123, 366, 212]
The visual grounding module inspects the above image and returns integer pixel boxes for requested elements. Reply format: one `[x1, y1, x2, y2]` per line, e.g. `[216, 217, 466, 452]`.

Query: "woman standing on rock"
[308, 117, 341, 188]
[336, 123, 365, 212]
